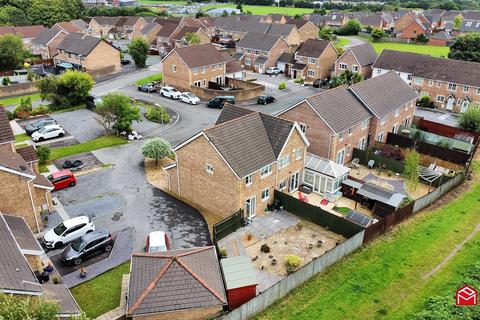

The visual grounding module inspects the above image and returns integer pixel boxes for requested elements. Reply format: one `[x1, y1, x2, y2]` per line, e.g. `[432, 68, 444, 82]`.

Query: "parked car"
[266, 67, 282, 75]
[47, 169, 76, 191]
[179, 92, 200, 105]
[43, 216, 95, 249]
[312, 78, 329, 88]
[160, 86, 181, 99]
[138, 83, 157, 93]
[121, 59, 131, 65]
[62, 160, 84, 172]
[61, 230, 113, 266]
[31, 124, 65, 142]
[207, 96, 235, 108]
[25, 119, 58, 136]
[146, 231, 170, 253]
[86, 95, 102, 110]
[257, 95, 275, 105]
[148, 48, 159, 55]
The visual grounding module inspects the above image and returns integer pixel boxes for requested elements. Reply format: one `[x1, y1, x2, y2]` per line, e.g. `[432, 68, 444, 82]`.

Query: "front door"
[289, 172, 299, 192]
[258, 65, 263, 74]
[446, 98, 455, 111]
[460, 100, 469, 113]
[245, 197, 256, 218]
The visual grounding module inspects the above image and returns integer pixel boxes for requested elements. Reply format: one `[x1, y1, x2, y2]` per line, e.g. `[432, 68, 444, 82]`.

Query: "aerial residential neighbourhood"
[1, 0, 480, 319]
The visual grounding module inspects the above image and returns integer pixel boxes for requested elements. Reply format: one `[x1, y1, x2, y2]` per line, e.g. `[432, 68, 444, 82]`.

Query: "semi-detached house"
[290, 38, 338, 81]
[334, 43, 378, 79]
[165, 105, 309, 219]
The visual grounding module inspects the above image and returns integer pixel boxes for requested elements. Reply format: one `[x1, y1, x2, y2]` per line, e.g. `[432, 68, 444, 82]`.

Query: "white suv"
[160, 86, 181, 99]
[31, 124, 65, 142]
[43, 216, 95, 249]
[266, 67, 282, 75]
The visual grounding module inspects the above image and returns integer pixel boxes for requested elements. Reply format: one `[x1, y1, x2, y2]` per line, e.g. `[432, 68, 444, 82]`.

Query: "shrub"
[379, 144, 402, 161]
[145, 106, 170, 123]
[458, 107, 480, 132]
[260, 244, 270, 253]
[2, 76, 11, 86]
[219, 247, 227, 258]
[31, 105, 49, 116]
[13, 97, 33, 119]
[36, 145, 50, 165]
[6, 110, 13, 120]
[285, 254, 301, 273]
[417, 95, 434, 109]
[278, 82, 286, 90]
[294, 78, 304, 84]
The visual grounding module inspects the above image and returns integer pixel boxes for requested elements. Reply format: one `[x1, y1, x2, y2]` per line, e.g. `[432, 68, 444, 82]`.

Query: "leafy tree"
[36, 145, 51, 165]
[319, 26, 334, 41]
[417, 95, 434, 109]
[184, 32, 201, 45]
[142, 138, 172, 165]
[458, 107, 480, 132]
[14, 96, 32, 118]
[403, 149, 420, 191]
[145, 105, 170, 123]
[0, 293, 59, 320]
[195, 11, 206, 18]
[38, 71, 94, 109]
[329, 70, 363, 88]
[27, 0, 84, 27]
[0, 34, 30, 71]
[337, 19, 362, 36]
[435, 0, 460, 11]
[371, 28, 386, 42]
[448, 32, 480, 62]
[294, 14, 303, 19]
[128, 37, 149, 68]
[453, 15, 463, 30]
[0, 5, 29, 25]
[416, 33, 429, 44]
[95, 92, 141, 134]
[313, 8, 327, 15]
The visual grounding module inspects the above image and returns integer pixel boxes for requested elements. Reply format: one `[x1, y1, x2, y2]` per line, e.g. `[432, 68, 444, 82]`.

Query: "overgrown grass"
[15, 133, 31, 143]
[135, 73, 163, 86]
[257, 162, 480, 320]
[50, 135, 127, 160]
[353, 36, 450, 57]
[0, 93, 42, 106]
[70, 262, 130, 319]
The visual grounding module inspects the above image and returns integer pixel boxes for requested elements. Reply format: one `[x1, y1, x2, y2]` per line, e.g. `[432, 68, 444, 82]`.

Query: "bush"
[36, 145, 50, 165]
[31, 105, 49, 116]
[6, 110, 13, 120]
[379, 144, 403, 160]
[145, 106, 170, 123]
[417, 95, 434, 109]
[294, 78, 304, 84]
[458, 107, 480, 132]
[285, 254, 301, 273]
[2, 76, 11, 86]
[278, 82, 286, 90]
[13, 97, 32, 119]
[260, 244, 270, 253]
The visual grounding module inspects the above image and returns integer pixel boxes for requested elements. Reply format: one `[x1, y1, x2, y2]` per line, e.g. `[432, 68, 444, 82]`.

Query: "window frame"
[206, 163, 214, 174]
[260, 164, 273, 178]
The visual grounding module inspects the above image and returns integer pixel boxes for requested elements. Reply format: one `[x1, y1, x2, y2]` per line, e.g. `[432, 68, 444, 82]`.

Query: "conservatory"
[302, 154, 350, 196]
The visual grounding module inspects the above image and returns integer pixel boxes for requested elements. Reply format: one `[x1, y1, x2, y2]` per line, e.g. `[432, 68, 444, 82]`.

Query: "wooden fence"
[414, 116, 480, 144]
[413, 173, 464, 213]
[213, 209, 243, 241]
[215, 230, 365, 320]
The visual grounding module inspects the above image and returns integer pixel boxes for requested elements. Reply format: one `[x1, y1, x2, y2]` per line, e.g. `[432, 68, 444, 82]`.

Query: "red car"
[47, 170, 76, 191]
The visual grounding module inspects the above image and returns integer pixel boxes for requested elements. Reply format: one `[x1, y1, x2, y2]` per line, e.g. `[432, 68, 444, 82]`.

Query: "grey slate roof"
[173, 43, 226, 68]
[57, 34, 103, 56]
[127, 247, 226, 317]
[71, 19, 89, 31]
[277, 52, 294, 63]
[207, 106, 295, 177]
[430, 31, 452, 40]
[0, 107, 14, 144]
[236, 32, 284, 51]
[3, 214, 43, 254]
[372, 49, 428, 74]
[460, 20, 480, 33]
[265, 23, 295, 36]
[359, 15, 383, 26]
[0, 214, 42, 295]
[215, 104, 254, 125]
[349, 71, 419, 118]
[254, 56, 268, 65]
[231, 52, 245, 61]
[296, 39, 330, 58]
[304, 85, 372, 134]
[156, 23, 179, 38]
[348, 43, 377, 66]
[32, 28, 65, 46]
[140, 21, 159, 35]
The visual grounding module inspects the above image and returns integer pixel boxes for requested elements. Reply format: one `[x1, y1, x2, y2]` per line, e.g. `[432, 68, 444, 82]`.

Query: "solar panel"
[345, 210, 373, 227]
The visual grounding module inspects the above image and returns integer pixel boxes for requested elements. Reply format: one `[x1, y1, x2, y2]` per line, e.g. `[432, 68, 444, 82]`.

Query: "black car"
[61, 230, 113, 266]
[313, 78, 329, 88]
[25, 119, 58, 135]
[138, 83, 157, 93]
[86, 95, 102, 110]
[257, 95, 275, 105]
[121, 59, 131, 65]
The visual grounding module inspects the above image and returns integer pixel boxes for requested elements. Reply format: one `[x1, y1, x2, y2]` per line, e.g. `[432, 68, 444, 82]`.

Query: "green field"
[71, 262, 130, 319]
[0, 93, 42, 106]
[50, 135, 127, 160]
[200, 4, 314, 15]
[353, 36, 450, 57]
[257, 163, 480, 320]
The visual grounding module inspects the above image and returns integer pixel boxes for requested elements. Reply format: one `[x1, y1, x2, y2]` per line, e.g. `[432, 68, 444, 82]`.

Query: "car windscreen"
[186, 93, 195, 98]
[38, 127, 48, 133]
[71, 238, 88, 252]
[149, 245, 167, 253]
[53, 223, 67, 235]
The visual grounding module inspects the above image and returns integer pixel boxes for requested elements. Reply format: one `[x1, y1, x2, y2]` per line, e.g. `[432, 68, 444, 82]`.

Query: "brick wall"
[300, 43, 338, 80]
[84, 41, 121, 74]
[369, 101, 416, 144]
[298, 23, 319, 43]
[398, 22, 426, 39]
[189, 78, 265, 101]
[334, 49, 372, 79]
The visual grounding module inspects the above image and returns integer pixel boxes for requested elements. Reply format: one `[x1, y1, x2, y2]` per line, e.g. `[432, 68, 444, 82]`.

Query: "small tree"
[453, 15, 463, 30]
[95, 93, 141, 134]
[371, 28, 386, 42]
[458, 107, 480, 132]
[184, 32, 201, 45]
[236, 3, 243, 11]
[221, 9, 228, 17]
[14, 97, 33, 119]
[340, 19, 362, 36]
[36, 145, 51, 165]
[416, 33, 429, 44]
[142, 138, 172, 165]
[128, 37, 149, 68]
[2, 76, 11, 86]
[404, 150, 420, 191]
[417, 96, 434, 109]
[319, 26, 334, 41]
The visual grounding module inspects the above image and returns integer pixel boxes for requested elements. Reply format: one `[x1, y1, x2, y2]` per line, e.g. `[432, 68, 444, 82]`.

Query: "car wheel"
[69, 181, 76, 187]
[54, 242, 63, 249]
[161, 92, 164, 97]
[105, 244, 113, 252]
[38, 137, 44, 142]
[190, 101, 193, 104]
[58, 132, 64, 138]
[73, 258, 82, 266]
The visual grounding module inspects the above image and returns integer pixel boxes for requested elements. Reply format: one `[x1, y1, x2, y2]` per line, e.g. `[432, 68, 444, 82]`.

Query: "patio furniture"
[350, 158, 360, 169]
[297, 191, 309, 203]
[320, 199, 329, 205]
[368, 159, 375, 169]
[299, 185, 312, 194]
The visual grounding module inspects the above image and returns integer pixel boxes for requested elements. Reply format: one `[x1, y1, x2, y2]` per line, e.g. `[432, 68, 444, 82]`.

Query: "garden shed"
[220, 255, 258, 311]
[303, 154, 350, 197]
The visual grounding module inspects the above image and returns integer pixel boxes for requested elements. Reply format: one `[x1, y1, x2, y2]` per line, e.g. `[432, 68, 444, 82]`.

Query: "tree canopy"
[458, 107, 480, 132]
[319, 27, 334, 41]
[95, 92, 141, 134]
[0, 34, 30, 71]
[184, 32, 201, 45]
[26, 0, 84, 27]
[128, 38, 149, 68]
[448, 32, 480, 63]
[142, 138, 172, 165]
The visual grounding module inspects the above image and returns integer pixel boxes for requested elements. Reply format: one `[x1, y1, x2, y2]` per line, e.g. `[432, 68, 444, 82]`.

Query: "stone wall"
[189, 78, 264, 101]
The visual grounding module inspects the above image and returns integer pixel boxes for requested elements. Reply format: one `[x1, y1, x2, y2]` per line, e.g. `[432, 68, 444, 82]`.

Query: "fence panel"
[216, 230, 365, 320]
[352, 148, 405, 173]
[213, 210, 243, 241]
[413, 173, 464, 213]
[416, 117, 480, 144]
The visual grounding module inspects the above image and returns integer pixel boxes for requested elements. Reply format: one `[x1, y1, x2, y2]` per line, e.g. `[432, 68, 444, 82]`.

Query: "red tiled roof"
[0, 25, 45, 39]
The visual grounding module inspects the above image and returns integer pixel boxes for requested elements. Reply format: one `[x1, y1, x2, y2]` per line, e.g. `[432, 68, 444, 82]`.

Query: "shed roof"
[220, 256, 257, 290]
[357, 183, 405, 208]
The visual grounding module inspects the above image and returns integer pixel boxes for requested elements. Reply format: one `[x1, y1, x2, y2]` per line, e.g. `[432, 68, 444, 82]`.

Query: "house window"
[394, 109, 399, 118]
[346, 145, 351, 155]
[245, 174, 252, 185]
[407, 74, 412, 81]
[206, 163, 214, 173]
[193, 67, 198, 75]
[203, 80, 207, 87]
[262, 51, 268, 57]
[437, 81, 441, 87]
[260, 164, 272, 178]
[299, 123, 307, 133]
[436, 95, 445, 102]
[253, 50, 260, 55]
[245, 49, 251, 53]
[172, 64, 176, 72]
[261, 188, 270, 201]
[308, 57, 316, 64]
[376, 132, 384, 142]
[245, 58, 251, 66]
[212, 64, 216, 70]
[201, 66, 206, 73]
[463, 85, 470, 93]
[361, 119, 368, 130]
[376, 69, 382, 75]
[404, 117, 410, 126]
[415, 77, 423, 85]
[339, 132, 344, 140]
[358, 136, 366, 150]
[303, 170, 314, 185]
[428, 80, 434, 86]
[279, 180, 287, 191]
[352, 65, 359, 72]
[279, 154, 290, 169]
[477, 88, 480, 95]
[194, 80, 201, 87]
[348, 128, 353, 135]
[380, 116, 386, 125]
[448, 83, 457, 91]
[339, 63, 347, 70]
[294, 148, 302, 160]
[307, 70, 315, 77]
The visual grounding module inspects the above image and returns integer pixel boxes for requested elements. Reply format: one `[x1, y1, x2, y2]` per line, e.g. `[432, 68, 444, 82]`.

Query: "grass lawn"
[70, 262, 130, 319]
[15, 133, 31, 143]
[135, 73, 163, 86]
[200, 4, 314, 15]
[332, 206, 350, 215]
[353, 36, 450, 57]
[257, 162, 480, 320]
[0, 93, 42, 106]
[336, 37, 351, 48]
[50, 135, 127, 160]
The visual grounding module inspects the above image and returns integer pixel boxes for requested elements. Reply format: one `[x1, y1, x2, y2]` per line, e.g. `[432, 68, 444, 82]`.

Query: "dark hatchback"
[257, 95, 275, 105]
[25, 119, 58, 135]
[61, 230, 113, 266]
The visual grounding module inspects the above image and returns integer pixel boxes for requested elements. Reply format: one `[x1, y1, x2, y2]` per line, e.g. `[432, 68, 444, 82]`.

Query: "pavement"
[340, 36, 367, 48]
[415, 107, 459, 127]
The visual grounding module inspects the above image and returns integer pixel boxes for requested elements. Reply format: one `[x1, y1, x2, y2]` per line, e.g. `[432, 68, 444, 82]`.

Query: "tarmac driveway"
[55, 142, 211, 252]
[50, 109, 105, 143]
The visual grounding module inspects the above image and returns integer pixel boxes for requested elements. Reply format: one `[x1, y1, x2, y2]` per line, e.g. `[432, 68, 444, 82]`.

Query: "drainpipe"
[27, 181, 40, 233]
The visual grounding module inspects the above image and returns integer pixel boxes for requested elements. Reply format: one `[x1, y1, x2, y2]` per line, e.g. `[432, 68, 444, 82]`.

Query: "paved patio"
[304, 192, 373, 217]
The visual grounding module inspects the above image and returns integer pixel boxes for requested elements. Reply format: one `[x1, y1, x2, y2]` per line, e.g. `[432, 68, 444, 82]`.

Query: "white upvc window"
[361, 119, 368, 130]
[279, 154, 290, 169]
[348, 128, 353, 135]
[193, 67, 198, 75]
[245, 174, 252, 186]
[299, 123, 307, 133]
[201, 66, 206, 73]
[380, 116, 386, 125]
[307, 70, 315, 77]
[260, 164, 272, 178]
[261, 188, 270, 201]
[448, 83, 457, 91]
[477, 88, 480, 95]
[436, 95, 445, 102]
[437, 81, 441, 87]
[172, 64, 176, 72]
[352, 64, 359, 72]
[415, 77, 423, 85]
[463, 85, 470, 93]
[294, 148, 302, 160]
[308, 57, 316, 64]
[245, 49, 251, 53]
[279, 180, 287, 191]
[376, 132, 384, 142]
[428, 80, 434, 86]
[245, 58, 251, 66]
[253, 50, 260, 55]
[376, 68, 382, 75]
[339, 63, 347, 70]
[338, 132, 344, 140]
[206, 163, 214, 174]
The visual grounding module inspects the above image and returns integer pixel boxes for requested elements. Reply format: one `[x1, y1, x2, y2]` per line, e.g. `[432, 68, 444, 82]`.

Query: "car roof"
[62, 215, 90, 228]
[162, 86, 174, 89]
[148, 231, 166, 247]
[51, 169, 73, 178]
[81, 230, 109, 242]
[41, 124, 61, 129]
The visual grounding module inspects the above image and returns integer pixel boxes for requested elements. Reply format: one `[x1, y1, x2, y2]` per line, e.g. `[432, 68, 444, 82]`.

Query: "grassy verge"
[353, 36, 450, 57]
[257, 162, 480, 320]
[50, 135, 127, 160]
[15, 133, 31, 143]
[50, 104, 86, 114]
[0, 93, 42, 106]
[135, 73, 163, 86]
[70, 262, 130, 319]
